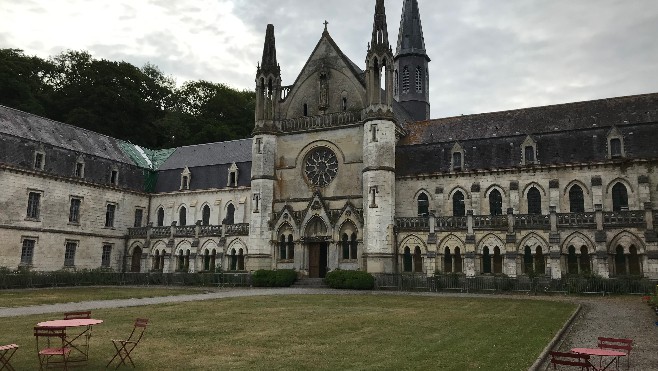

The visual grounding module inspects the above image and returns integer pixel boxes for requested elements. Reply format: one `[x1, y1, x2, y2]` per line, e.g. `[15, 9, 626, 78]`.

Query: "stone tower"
[363, 0, 398, 273]
[249, 24, 280, 270]
[394, 0, 430, 121]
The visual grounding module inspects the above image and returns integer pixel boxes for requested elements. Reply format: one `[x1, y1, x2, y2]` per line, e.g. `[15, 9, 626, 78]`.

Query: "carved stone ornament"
[304, 147, 338, 187]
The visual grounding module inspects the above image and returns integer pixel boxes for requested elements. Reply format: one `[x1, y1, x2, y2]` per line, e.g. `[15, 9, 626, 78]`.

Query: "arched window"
[211, 249, 216, 271]
[629, 246, 641, 275]
[612, 183, 629, 212]
[413, 246, 423, 273]
[403, 247, 412, 272]
[535, 247, 545, 275]
[159, 250, 165, 271]
[527, 187, 541, 215]
[482, 247, 491, 274]
[569, 185, 585, 213]
[287, 235, 295, 260]
[177, 250, 185, 271]
[202, 205, 211, 226]
[280, 235, 287, 260]
[524, 146, 535, 164]
[153, 250, 160, 271]
[453, 191, 465, 217]
[402, 66, 410, 94]
[567, 246, 578, 274]
[415, 66, 422, 93]
[184, 250, 190, 271]
[342, 234, 350, 260]
[489, 190, 503, 216]
[579, 246, 590, 274]
[417, 193, 429, 216]
[350, 233, 358, 260]
[179, 206, 187, 226]
[523, 246, 533, 274]
[157, 208, 165, 227]
[493, 247, 502, 274]
[614, 246, 626, 276]
[203, 249, 210, 271]
[229, 248, 237, 271]
[454, 247, 462, 273]
[237, 248, 245, 270]
[225, 204, 235, 225]
[444, 247, 452, 273]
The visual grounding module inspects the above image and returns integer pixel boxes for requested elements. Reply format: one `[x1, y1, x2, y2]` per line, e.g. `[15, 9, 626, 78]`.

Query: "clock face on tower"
[304, 147, 338, 188]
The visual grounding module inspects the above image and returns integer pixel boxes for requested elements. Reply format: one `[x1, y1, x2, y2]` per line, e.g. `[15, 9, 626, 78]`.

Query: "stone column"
[594, 204, 609, 277]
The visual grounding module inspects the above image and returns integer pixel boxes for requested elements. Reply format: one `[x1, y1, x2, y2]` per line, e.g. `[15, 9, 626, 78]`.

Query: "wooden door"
[309, 244, 320, 278]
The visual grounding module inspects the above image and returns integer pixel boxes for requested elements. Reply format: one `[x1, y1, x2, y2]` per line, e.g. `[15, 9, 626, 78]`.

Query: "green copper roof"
[117, 141, 176, 170]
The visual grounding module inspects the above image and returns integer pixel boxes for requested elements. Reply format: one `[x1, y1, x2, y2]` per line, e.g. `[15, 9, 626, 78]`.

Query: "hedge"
[325, 270, 374, 290]
[251, 269, 297, 287]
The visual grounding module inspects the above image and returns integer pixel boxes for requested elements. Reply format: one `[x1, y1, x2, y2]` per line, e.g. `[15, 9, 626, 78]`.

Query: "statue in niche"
[318, 67, 329, 111]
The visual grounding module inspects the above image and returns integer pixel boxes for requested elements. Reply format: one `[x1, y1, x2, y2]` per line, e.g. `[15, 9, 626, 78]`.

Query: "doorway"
[131, 247, 142, 272]
[308, 243, 328, 278]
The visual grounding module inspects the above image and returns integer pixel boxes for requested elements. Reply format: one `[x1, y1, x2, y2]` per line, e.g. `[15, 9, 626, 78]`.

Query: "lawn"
[0, 287, 204, 308]
[0, 294, 575, 370]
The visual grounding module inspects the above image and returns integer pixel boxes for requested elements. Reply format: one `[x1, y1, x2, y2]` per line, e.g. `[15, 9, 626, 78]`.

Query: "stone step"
[292, 278, 329, 288]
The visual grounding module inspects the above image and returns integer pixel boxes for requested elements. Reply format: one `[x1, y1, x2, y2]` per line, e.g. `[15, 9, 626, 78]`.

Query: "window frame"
[34, 151, 45, 170]
[69, 197, 82, 224]
[26, 190, 43, 221]
[101, 244, 112, 268]
[104, 203, 117, 228]
[20, 238, 36, 266]
[64, 241, 77, 268]
[133, 208, 144, 228]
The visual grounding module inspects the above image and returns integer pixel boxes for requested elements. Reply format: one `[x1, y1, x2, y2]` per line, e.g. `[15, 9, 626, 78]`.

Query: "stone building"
[1, 0, 657, 279]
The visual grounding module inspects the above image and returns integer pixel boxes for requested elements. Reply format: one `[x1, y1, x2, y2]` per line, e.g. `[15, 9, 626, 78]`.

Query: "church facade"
[1, 0, 658, 279]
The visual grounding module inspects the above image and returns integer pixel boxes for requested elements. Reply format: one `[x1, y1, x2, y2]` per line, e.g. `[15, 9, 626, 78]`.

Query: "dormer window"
[451, 142, 464, 172]
[110, 169, 119, 186]
[607, 127, 624, 159]
[34, 152, 45, 170]
[522, 136, 538, 165]
[228, 163, 239, 188]
[75, 162, 84, 178]
[180, 167, 191, 191]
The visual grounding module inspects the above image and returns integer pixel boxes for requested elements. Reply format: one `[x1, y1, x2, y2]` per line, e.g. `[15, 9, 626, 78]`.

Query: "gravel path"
[1, 288, 655, 370]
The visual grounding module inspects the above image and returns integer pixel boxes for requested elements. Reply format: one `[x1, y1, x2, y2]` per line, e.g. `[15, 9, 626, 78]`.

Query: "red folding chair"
[63, 311, 91, 320]
[598, 337, 632, 370]
[548, 351, 595, 370]
[0, 344, 18, 371]
[34, 327, 71, 370]
[106, 318, 149, 369]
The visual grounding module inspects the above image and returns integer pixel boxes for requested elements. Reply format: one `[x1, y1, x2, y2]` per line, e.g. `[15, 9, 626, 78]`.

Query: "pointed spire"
[396, 0, 427, 57]
[260, 24, 280, 75]
[370, 0, 390, 50]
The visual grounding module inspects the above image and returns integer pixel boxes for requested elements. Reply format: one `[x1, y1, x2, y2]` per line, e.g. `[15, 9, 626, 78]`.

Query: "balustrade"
[436, 216, 467, 231]
[514, 214, 550, 230]
[225, 223, 250, 236]
[128, 227, 148, 238]
[472, 215, 508, 230]
[280, 111, 361, 133]
[174, 225, 196, 237]
[603, 210, 645, 227]
[200, 225, 222, 237]
[395, 217, 430, 231]
[151, 227, 170, 238]
[557, 212, 596, 228]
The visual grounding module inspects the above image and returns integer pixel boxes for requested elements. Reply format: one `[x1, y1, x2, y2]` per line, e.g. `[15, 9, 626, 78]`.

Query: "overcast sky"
[2, 0, 658, 118]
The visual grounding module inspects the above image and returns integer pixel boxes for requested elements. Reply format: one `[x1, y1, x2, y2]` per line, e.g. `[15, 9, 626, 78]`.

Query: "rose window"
[304, 147, 338, 187]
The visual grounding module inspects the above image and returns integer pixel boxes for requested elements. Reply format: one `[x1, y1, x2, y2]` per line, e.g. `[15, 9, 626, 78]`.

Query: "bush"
[325, 270, 374, 290]
[251, 270, 297, 287]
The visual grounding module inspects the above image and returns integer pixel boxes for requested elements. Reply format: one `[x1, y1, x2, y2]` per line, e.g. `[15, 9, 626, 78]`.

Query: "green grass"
[0, 287, 204, 308]
[0, 295, 575, 370]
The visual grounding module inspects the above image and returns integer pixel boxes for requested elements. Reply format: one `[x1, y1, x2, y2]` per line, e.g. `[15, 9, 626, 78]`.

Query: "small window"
[110, 170, 118, 185]
[350, 233, 358, 260]
[179, 206, 187, 226]
[182, 176, 189, 190]
[527, 187, 542, 215]
[452, 152, 462, 171]
[569, 185, 585, 213]
[287, 234, 295, 260]
[610, 138, 622, 158]
[342, 97, 347, 111]
[228, 163, 239, 187]
[64, 241, 77, 267]
[612, 183, 629, 212]
[453, 191, 465, 217]
[303, 103, 308, 117]
[524, 146, 535, 164]
[224, 204, 235, 225]
[105, 204, 116, 228]
[202, 205, 211, 226]
[417, 193, 429, 216]
[157, 207, 165, 227]
[134, 209, 143, 228]
[489, 189, 503, 216]
[34, 152, 44, 170]
[69, 198, 81, 224]
[75, 162, 84, 178]
[371, 124, 378, 142]
[402, 66, 410, 94]
[26, 192, 41, 220]
[101, 244, 112, 268]
[21, 239, 35, 266]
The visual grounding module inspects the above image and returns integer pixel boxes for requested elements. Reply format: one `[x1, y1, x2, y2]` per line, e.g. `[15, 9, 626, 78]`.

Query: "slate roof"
[399, 93, 658, 146]
[0, 105, 137, 165]
[158, 139, 252, 171]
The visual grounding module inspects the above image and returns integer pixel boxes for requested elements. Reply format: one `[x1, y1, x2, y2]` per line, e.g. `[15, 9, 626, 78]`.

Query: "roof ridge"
[170, 137, 252, 151]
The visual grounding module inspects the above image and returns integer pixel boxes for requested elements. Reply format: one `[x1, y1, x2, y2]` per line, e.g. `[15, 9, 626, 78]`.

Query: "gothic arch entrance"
[131, 247, 142, 273]
[305, 216, 329, 278]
